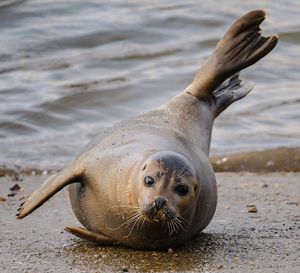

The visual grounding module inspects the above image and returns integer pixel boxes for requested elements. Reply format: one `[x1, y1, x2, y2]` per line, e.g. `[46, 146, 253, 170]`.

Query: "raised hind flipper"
[212, 73, 254, 117]
[186, 10, 278, 112]
[16, 164, 82, 219]
[65, 226, 119, 246]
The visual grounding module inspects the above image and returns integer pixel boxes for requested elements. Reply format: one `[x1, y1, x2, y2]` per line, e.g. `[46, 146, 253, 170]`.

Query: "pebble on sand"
[247, 205, 258, 213]
[9, 183, 21, 191]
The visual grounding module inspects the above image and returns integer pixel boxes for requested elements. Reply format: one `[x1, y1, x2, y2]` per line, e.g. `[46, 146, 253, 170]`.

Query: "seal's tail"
[16, 165, 82, 219]
[187, 10, 278, 103]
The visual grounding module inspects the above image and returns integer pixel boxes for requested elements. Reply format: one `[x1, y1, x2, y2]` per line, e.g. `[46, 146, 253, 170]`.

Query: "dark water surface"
[0, 0, 299, 171]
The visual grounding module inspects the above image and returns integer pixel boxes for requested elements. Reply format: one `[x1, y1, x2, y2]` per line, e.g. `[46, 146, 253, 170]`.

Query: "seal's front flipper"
[65, 226, 119, 246]
[187, 10, 278, 101]
[213, 74, 254, 117]
[16, 165, 82, 219]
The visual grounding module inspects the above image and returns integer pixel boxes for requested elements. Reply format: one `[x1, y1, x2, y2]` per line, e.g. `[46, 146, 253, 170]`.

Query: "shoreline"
[211, 147, 300, 172]
[1, 147, 300, 178]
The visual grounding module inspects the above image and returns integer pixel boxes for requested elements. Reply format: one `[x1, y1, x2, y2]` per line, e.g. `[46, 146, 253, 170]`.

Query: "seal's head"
[137, 151, 200, 235]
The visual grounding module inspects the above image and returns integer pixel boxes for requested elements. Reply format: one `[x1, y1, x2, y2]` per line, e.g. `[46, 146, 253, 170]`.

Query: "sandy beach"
[1, 172, 299, 273]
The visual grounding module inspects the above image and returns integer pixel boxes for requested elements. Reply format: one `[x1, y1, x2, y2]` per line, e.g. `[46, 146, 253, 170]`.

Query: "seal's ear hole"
[142, 164, 147, 171]
[194, 184, 198, 192]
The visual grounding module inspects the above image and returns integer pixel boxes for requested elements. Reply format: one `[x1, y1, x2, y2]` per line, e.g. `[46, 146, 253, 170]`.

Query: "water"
[0, 0, 299, 171]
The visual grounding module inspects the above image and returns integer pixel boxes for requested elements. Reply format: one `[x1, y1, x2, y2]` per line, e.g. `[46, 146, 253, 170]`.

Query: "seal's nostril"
[155, 197, 166, 211]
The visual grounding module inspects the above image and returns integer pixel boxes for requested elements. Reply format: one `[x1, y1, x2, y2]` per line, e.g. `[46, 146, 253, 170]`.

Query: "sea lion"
[16, 10, 278, 250]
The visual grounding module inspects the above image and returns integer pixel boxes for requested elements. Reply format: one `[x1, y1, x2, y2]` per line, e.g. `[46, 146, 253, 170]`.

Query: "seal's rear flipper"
[16, 165, 82, 219]
[186, 10, 278, 103]
[213, 73, 254, 117]
[65, 226, 119, 246]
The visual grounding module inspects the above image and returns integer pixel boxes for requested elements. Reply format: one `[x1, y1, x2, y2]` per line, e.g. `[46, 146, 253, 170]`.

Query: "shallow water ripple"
[0, 0, 299, 170]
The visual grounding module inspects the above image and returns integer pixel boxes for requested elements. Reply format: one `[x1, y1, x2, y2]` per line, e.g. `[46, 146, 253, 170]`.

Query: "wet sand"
[1, 173, 299, 273]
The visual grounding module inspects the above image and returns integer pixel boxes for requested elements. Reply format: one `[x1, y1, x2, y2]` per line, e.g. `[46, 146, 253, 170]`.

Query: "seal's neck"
[161, 93, 214, 156]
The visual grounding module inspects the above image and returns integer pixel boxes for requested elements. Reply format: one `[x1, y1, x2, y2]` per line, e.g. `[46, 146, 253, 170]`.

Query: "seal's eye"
[174, 184, 189, 196]
[144, 176, 155, 187]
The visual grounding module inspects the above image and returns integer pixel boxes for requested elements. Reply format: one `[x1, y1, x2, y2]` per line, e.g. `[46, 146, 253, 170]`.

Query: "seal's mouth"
[148, 209, 174, 223]
[140, 203, 188, 235]
[142, 203, 175, 223]
[142, 196, 177, 222]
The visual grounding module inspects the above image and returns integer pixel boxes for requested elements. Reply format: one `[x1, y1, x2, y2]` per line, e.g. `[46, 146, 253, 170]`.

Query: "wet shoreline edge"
[1, 147, 299, 178]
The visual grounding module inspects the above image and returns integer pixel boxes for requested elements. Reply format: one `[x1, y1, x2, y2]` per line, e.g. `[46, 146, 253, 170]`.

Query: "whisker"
[169, 221, 174, 236]
[107, 211, 141, 231]
[159, 159, 162, 176]
[173, 217, 187, 231]
[167, 222, 171, 236]
[169, 219, 176, 236]
[124, 214, 144, 238]
[177, 170, 191, 178]
[164, 214, 188, 236]
[124, 213, 143, 225]
[177, 215, 190, 225]
[172, 221, 178, 235]
[174, 219, 180, 233]
[141, 216, 147, 230]
[174, 166, 185, 177]
[136, 215, 145, 230]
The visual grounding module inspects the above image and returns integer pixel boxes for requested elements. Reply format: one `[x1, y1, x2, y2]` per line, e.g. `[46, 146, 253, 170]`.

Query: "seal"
[16, 10, 278, 250]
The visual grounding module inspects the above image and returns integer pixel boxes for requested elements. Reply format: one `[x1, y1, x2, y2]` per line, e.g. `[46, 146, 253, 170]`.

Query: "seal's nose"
[155, 197, 166, 211]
